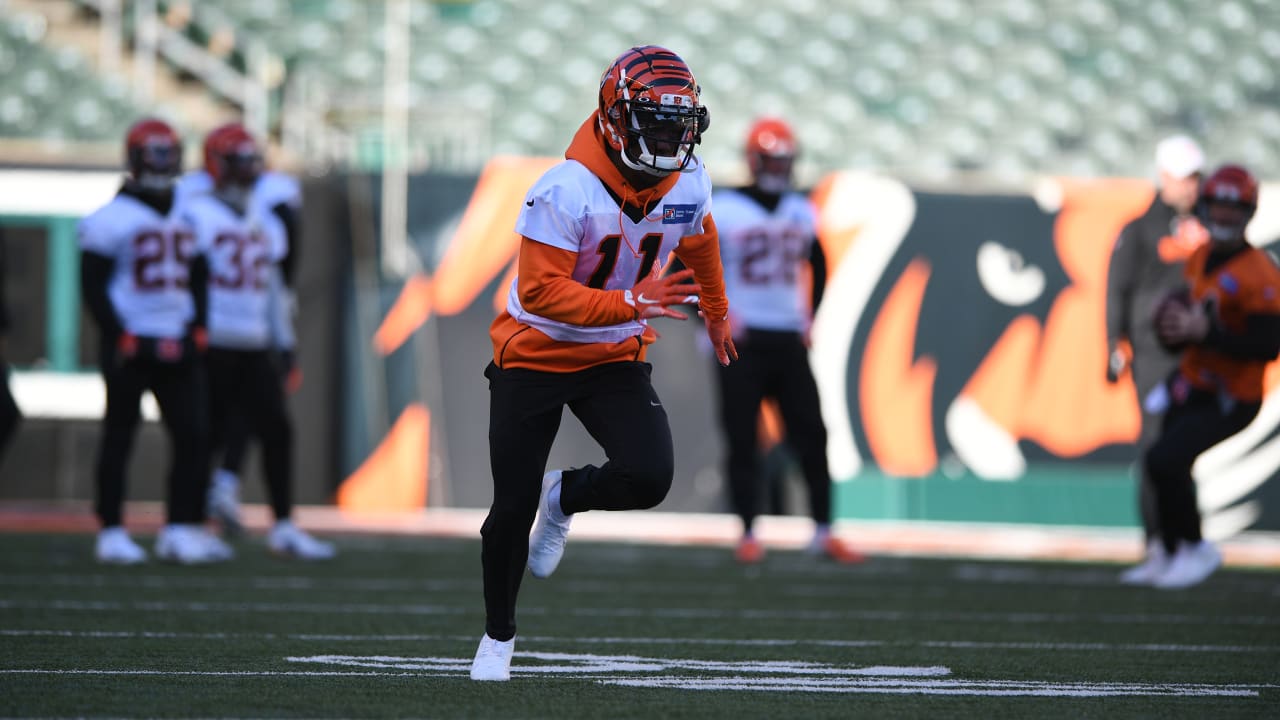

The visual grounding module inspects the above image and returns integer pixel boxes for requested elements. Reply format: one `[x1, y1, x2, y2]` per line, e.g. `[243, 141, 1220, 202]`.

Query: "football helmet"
[597, 45, 708, 176]
[745, 117, 797, 193]
[203, 122, 263, 189]
[1197, 164, 1258, 243]
[125, 117, 182, 191]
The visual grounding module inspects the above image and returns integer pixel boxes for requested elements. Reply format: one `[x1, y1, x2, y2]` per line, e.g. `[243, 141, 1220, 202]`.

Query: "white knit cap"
[1155, 135, 1204, 179]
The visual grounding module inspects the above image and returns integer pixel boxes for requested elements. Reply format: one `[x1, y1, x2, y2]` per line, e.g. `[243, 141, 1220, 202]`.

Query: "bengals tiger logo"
[810, 171, 1280, 537]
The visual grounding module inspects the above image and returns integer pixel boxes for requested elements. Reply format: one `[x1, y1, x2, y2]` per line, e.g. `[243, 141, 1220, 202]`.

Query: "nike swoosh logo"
[525, 199, 535, 207]
[650, 401, 662, 406]
[636, 293, 656, 304]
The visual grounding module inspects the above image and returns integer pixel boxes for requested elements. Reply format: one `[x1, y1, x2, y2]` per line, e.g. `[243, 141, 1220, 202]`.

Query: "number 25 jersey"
[77, 192, 195, 339]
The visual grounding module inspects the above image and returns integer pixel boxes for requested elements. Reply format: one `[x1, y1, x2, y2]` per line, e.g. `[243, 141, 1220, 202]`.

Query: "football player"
[1147, 164, 1280, 588]
[470, 45, 736, 681]
[182, 123, 333, 560]
[79, 117, 232, 564]
[712, 117, 863, 565]
[178, 122, 304, 535]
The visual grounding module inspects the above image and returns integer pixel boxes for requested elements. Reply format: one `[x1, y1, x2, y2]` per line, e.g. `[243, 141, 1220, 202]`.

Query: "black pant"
[207, 348, 293, 521]
[95, 348, 207, 528]
[481, 360, 675, 641]
[1130, 345, 1181, 542]
[1145, 386, 1259, 554]
[714, 329, 831, 532]
[0, 361, 21, 465]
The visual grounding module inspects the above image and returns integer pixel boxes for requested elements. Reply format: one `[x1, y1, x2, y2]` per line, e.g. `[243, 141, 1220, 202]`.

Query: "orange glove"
[626, 268, 701, 321]
[704, 312, 739, 366]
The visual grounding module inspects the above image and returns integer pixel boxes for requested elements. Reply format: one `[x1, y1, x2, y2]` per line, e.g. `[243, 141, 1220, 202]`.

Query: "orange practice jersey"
[1180, 243, 1280, 402]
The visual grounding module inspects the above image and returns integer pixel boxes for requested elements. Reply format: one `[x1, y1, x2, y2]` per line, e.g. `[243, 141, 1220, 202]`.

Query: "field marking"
[5, 629, 1277, 654]
[0, 662, 1266, 698]
[4, 599, 1278, 627]
[285, 652, 1268, 698]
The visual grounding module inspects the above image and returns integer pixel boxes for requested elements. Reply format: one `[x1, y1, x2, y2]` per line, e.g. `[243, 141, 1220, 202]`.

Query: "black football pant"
[0, 361, 21, 465]
[1131, 346, 1181, 542]
[95, 350, 207, 528]
[481, 360, 675, 641]
[207, 348, 293, 521]
[1145, 387, 1258, 554]
[714, 329, 831, 533]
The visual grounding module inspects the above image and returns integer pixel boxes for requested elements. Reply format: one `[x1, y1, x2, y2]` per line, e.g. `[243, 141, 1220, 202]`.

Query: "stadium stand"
[3, 0, 1279, 184]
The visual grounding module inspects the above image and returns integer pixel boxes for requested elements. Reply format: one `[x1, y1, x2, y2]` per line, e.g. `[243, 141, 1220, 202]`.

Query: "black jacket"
[1105, 195, 1197, 357]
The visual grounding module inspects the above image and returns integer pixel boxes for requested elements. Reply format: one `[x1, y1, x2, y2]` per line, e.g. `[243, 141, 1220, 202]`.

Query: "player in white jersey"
[178, 123, 305, 534]
[78, 118, 232, 565]
[713, 117, 863, 565]
[470, 46, 737, 682]
[184, 123, 333, 560]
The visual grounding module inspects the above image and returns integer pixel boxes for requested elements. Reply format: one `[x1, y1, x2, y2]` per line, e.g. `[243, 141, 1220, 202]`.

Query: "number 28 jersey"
[179, 193, 288, 350]
[77, 193, 195, 339]
[508, 159, 713, 344]
[714, 188, 818, 333]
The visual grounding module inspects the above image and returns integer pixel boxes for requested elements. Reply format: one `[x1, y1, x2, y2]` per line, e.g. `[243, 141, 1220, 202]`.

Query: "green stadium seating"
[10, 0, 1280, 182]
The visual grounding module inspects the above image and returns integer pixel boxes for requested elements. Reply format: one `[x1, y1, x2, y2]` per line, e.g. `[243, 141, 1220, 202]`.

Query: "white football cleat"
[470, 634, 515, 681]
[207, 470, 243, 536]
[268, 520, 337, 560]
[95, 527, 147, 565]
[1119, 538, 1169, 586]
[155, 524, 234, 565]
[1154, 540, 1221, 590]
[527, 470, 572, 578]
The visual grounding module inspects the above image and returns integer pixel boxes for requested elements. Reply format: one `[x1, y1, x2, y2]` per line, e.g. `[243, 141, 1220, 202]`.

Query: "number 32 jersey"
[179, 194, 288, 349]
[77, 193, 195, 339]
[714, 188, 818, 333]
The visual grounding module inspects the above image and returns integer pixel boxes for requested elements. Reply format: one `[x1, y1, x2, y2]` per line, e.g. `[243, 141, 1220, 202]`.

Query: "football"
[1152, 287, 1194, 352]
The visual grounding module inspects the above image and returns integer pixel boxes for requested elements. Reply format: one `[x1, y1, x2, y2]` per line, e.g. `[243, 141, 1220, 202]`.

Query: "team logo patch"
[662, 204, 697, 224]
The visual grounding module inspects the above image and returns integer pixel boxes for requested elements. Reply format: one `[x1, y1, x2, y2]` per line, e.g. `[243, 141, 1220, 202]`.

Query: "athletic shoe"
[268, 521, 337, 560]
[470, 634, 515, 681]
[807, 535, 866, 564]
[1119, 538, 1169, 585]
[95, 527, 147, 565]
[207, 471, 243, 537]
[1154, 540, 1221, 590]
[155, 524, 234, 565]
[734, 536, 764, 564]
[527, 470, 572, 578]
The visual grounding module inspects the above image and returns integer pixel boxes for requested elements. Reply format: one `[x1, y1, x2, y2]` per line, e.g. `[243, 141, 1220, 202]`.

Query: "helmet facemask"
[617, 92, 705, 176]
[1200, 199, 1255, 244]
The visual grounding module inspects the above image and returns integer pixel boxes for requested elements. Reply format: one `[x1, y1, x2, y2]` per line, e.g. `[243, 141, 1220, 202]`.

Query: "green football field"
[1, 531, 1277, 719]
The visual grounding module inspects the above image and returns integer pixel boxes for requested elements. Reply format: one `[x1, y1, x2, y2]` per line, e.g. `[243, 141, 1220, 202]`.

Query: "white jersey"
[77, 192, 195, 339]
[508, 159, 713, 344]
[179, 192, 289, 350]
[714, 188, 818, 332]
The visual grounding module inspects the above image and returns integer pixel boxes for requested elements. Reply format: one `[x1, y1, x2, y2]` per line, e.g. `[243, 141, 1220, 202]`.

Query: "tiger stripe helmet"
[597, 45, 708, 176]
